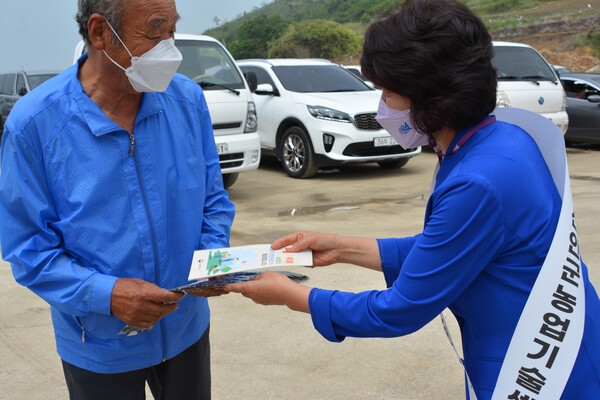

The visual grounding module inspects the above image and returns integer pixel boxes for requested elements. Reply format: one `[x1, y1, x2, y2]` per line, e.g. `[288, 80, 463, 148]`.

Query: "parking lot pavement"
[1, 147, 598, 400]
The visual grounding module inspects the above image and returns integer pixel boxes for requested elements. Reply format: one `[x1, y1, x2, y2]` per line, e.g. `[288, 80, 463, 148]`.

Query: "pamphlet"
[118, 245, 312, 336]
[187, 244, 313, 281]
[170, 270, 309, 292]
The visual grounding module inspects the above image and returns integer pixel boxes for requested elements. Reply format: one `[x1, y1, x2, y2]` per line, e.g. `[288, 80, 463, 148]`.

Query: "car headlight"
[244, 101, 258, 133]
[307, 105, 352, 123]
[496, 90, 511, 108]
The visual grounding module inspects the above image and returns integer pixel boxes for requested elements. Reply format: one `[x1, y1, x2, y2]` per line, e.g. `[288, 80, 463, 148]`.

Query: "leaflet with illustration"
[187, 244, 313, 281]
[118, 246, 311, 336]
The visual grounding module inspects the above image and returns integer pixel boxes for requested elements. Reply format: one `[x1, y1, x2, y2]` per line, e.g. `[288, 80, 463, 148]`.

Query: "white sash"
[440, 108, 585, 399]
[491, 108, 585, 399]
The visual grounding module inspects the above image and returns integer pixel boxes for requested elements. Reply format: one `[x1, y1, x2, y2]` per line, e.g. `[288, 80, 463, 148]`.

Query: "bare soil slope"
[489, 0, 600, 72]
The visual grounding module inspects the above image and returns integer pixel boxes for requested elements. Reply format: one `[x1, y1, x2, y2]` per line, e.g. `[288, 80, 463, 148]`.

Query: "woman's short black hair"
[361, 0, 497, 134]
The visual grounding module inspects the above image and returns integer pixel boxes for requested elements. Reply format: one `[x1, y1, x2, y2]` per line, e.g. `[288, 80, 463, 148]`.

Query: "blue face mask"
[375, 99, 429, 149]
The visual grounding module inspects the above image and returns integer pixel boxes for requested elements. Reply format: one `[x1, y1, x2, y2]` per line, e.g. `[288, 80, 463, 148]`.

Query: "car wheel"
[222, 172, 239, 189]
[278, 126, 319, 179]
[377, 159, 409, 169]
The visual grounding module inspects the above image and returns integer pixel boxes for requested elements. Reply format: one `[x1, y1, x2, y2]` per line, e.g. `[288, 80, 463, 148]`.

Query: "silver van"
[493, 41, 569, 134]
[0, 70, 59, 137]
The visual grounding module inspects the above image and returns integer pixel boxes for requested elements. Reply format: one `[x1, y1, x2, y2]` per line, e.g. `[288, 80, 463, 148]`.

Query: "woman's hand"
[272, 231, 340, 267]
[272, 231, 382, 271]
[225, 271, 311, 313]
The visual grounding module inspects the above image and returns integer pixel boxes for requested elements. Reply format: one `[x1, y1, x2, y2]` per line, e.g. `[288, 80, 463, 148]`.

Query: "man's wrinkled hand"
[111, 278, 184, 328]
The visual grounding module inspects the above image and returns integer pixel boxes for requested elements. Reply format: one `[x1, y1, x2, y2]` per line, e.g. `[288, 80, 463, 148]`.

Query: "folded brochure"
[170, 270, 309, 292]
[187, 244, 313, 281]
[119, 245, 312, 336]
[120, 271, 309, 337]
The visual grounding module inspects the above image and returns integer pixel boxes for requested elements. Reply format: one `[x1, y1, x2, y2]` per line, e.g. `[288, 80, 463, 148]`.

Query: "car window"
[346, 67, 363, 79]
[176, 40, 245, 89]
[16, 73, 27, 96]
[239, 66, 275, 87]
[493, 46, 557, 82]
[561, 78, 600, 99]
[26, 73, 57, 91]
[2, 74, 16, 95]
[272, 65, 371, 93]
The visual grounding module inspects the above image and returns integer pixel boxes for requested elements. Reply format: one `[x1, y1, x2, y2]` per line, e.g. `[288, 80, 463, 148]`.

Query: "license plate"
[216, 144, 228, 154]
[374, 136, 398, 147]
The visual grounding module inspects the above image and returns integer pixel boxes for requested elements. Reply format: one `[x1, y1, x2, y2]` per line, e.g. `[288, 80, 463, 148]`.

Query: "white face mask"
[102, 19, 182, 92]
[375, 99, 429, 149]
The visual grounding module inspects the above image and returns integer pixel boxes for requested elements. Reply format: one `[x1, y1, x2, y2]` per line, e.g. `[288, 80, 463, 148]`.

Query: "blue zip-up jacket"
[308, 119, 600, 398]
[0, 56, 235, 373]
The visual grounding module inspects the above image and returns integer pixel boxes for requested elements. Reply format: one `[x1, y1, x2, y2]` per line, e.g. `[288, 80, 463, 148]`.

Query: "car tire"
[222, 172, 239, 189]
[278, 126, 319, 179]
[377, 159, 409, 169]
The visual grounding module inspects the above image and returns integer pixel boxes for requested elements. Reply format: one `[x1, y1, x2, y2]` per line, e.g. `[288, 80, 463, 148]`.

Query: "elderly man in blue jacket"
[0, 0, 234, 399]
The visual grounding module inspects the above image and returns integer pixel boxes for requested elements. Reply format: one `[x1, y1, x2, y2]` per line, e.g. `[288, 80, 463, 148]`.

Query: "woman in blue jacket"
[225, 0, 600, 398]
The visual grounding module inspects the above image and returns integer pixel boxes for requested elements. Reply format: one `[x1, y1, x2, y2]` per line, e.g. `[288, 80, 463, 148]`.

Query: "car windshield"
[272, 65, 371, 93]
[176, 40, 245, 90]
[493, 46, 558, 82]
[27, 74, 57, 90]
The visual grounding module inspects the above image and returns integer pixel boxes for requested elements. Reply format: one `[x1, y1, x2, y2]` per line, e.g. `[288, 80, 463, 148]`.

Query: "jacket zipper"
[76, 317, 86, 342]
[129, 131, 135, 156]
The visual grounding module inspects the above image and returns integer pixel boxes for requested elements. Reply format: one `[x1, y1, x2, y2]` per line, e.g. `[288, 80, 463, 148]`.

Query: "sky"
[0, 0, 272, 74]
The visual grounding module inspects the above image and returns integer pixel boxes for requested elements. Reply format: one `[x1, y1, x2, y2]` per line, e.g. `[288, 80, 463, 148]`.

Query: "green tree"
[227, 14, 290, 59]
[268, 19, 362, 59]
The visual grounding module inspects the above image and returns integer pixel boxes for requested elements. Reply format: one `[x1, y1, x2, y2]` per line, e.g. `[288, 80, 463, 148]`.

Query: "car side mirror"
[244, 71, 257, 92]
[18, 87, 27, 96]
[254, 83, 278, 96]
[587, 94, 600, 103]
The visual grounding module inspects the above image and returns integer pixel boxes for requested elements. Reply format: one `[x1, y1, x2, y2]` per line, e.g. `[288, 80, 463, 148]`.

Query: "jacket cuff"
[309, 288, 345, 343]
[377, 238, 402, 287]
[89, 273, 119, 316]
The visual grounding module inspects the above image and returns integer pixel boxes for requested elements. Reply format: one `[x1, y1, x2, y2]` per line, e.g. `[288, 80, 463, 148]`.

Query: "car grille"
[353, 113, 382, 130]
[343, 143, 415, 157]
[219, 153, 244, 169]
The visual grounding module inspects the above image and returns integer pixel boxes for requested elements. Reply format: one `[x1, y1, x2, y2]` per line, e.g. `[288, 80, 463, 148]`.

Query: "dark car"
[559, 72, 600, 144]
[0, 70, 60, 138]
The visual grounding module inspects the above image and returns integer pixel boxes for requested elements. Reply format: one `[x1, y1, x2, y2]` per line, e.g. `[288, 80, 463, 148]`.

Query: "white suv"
[237, 59, 421, 178]
[492, 41, 569, 134]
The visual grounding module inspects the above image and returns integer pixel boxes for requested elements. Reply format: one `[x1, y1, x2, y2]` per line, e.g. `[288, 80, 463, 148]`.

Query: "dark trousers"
[62, 325, 211, 400]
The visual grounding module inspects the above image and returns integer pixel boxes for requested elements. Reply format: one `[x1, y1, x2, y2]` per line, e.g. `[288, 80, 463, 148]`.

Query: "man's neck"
[78, 55, 142, 133]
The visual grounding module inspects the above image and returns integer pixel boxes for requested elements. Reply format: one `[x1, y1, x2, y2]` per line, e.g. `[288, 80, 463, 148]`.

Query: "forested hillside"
[203, 0, 600, 72]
